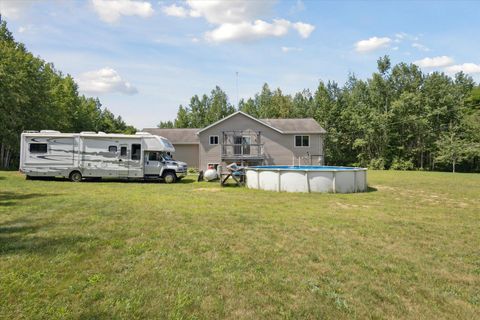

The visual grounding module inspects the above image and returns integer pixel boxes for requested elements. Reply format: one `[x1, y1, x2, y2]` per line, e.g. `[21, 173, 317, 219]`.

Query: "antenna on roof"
[236, 71, 239, 108]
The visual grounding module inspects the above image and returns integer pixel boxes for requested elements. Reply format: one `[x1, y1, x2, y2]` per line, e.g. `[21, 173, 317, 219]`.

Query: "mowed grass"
[0, 171, 479, 319]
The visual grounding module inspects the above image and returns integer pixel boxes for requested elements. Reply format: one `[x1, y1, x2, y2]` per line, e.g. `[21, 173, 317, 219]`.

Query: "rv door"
[129, 143, 143, 177]
[118, 144, 129, 176]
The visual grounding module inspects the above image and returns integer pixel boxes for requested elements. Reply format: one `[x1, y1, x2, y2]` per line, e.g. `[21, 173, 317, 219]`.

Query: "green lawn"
[0, 171, 479, 319]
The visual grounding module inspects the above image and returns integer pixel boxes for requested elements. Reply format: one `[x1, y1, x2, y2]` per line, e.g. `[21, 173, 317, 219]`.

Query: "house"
[143, 111, 326, 170]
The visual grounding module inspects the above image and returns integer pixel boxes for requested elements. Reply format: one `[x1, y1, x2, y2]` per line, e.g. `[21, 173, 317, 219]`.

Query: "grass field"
[0, 170, 479, 319]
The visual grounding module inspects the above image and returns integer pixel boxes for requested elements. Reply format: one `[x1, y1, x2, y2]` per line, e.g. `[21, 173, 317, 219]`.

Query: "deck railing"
[221, 130, 264, 159]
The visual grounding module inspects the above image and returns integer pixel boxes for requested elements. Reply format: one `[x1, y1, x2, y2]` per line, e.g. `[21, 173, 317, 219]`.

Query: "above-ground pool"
[245, 166, 367, 193]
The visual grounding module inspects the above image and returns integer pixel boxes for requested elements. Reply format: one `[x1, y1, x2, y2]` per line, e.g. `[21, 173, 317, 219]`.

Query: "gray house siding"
[198, 113, 324, 170]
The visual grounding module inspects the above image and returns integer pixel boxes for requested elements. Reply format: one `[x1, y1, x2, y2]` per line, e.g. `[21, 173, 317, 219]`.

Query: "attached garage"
[172, 144, 199, 168]
[142, 128, 200, 169]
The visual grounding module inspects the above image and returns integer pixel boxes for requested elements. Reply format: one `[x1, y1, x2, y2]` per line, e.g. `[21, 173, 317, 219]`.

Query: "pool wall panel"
[280, 171, 308, 193]
[258, 171, 280, 191]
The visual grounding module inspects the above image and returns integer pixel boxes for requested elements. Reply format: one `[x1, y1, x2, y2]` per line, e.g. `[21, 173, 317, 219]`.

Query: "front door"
[144, 151, 161, 176]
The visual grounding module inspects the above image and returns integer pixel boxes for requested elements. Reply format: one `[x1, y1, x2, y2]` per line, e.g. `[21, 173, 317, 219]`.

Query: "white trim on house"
[294, 135, 310, 148]
[209, 135, 219, 145]
[196, 111, 284, 134]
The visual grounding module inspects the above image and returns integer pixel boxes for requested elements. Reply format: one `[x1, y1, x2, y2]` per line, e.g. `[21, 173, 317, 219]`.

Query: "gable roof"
[196, 111, 284, 134]
[143, 112, 326, 143]
[142, 128, 200, 144]
[261, 118, 326, 134]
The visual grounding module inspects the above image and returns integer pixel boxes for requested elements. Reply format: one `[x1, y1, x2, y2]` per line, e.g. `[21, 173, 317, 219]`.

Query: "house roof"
[143, 112, 326, 144]
[261, 118, 327, 134]
[142, 128, 200, 144]
[197, 111, 284, 134]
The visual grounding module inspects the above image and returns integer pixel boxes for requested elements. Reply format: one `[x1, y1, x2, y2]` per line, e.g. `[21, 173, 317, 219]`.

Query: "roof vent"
[135, 132, 151, 135]
[80, 131, 96, 134]
[97, 131, 106, 134]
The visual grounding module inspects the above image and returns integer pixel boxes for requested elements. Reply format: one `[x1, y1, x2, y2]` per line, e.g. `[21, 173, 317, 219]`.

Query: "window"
[295, 135, 310, 147]
[148, 152, 160, 161]
[108, 145, 117, 153]
[29, 143, 47, 153]
[120, 146, 127, 156]
[161, 138, 173, 149]
[209, 135, 219, 145]
[131, 144, 141, 160]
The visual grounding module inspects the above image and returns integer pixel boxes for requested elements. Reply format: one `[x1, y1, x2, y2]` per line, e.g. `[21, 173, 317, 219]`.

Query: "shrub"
[368, 158, 385, 170]
[390, 158, 414, 171]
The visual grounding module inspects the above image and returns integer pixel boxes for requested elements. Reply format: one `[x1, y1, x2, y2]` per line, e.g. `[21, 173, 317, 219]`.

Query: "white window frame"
[209, 135, 219, 145]
[294, 135, 310, 148]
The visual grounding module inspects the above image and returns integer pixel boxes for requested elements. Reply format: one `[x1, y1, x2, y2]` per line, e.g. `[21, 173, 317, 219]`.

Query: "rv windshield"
[161, 152, 173, 161]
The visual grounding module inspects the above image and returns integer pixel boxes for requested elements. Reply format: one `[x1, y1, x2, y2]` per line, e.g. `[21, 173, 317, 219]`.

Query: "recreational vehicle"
[19, 131, 188, 183]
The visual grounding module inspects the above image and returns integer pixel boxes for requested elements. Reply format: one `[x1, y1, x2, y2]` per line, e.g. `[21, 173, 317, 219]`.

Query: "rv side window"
[131, 144, 141, 160]
[109, 146, 117, 153]
[120, 147, 127, 156]
[29, 143, 47, 153]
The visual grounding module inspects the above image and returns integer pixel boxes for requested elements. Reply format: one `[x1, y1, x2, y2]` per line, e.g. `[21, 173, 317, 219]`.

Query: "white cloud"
[292, 22, 315, 38]
[444, 63, 480, 74]
[162, 0, 314, 42]
[281, 46, 303, 53]
[0, 1, 31, 19]
[161, 4, 189, 18]
[91, 0, 154, 23]
[205, 19, 314, 42]
[77, 68, 138, 95]
[414, 56, 454, 68]
[186, 0, 275, 24]
[412, 42, 430, 52]
[395, 32, 407, 40]
[355, 37, 392, 53]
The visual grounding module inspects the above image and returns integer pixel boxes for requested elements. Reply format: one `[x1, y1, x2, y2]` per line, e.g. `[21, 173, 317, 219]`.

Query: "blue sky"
[1, 0, 479, 128]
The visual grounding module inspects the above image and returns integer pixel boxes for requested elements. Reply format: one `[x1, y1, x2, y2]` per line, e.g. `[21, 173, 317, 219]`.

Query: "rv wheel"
[163, 172, 176, 184]
[69, 171, 82, 182]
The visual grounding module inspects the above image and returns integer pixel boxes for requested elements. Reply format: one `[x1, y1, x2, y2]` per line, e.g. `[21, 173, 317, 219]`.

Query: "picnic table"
[219, 164, 245, 187]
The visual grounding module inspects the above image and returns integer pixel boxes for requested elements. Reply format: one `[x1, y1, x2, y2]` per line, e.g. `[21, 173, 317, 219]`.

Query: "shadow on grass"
[28, 176, 197, 184]
[177, 178, 195, 184]
[367, 186, 378, 193]
[0, 191, 60, 207]
[0, 217, 95, 256]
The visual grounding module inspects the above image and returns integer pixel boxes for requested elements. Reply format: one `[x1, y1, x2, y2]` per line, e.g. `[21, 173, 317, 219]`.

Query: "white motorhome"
[19, 131, 188, 183]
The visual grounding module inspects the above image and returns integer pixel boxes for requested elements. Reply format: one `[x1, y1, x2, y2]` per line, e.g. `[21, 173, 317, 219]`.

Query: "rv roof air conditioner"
[40, 130, 61, 133]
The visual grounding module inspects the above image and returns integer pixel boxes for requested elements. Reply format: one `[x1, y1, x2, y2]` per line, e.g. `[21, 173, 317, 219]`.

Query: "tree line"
[0, 19, 135, 169]
[159, 56, 480, 172]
